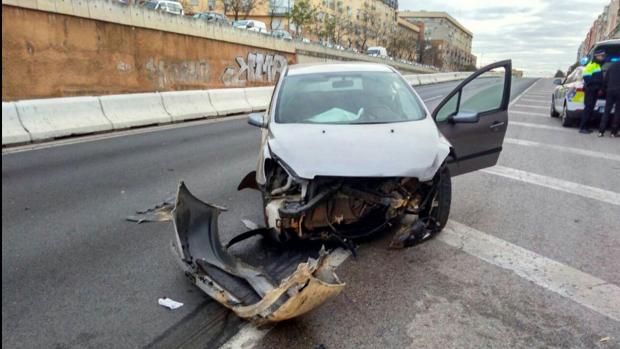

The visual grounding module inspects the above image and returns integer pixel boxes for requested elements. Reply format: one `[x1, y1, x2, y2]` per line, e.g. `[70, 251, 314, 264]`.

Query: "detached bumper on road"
[171, 182, 345, 322]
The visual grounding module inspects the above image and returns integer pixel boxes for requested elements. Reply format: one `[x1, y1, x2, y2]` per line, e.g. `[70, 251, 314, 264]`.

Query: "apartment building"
[399, 11, 476, 70]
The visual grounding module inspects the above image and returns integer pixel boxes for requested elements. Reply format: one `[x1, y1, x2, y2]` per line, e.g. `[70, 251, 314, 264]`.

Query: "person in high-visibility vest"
[579, 49, 606, 134]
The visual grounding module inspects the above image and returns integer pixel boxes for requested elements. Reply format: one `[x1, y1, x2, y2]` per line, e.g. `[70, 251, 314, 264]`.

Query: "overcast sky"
[399, 0, 612, 76]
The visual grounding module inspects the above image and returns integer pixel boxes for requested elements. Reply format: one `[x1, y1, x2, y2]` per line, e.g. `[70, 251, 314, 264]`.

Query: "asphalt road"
[3, 78, 619, 349]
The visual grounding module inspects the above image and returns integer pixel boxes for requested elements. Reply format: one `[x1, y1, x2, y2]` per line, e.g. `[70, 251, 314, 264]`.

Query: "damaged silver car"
[171, 61, 512, 322]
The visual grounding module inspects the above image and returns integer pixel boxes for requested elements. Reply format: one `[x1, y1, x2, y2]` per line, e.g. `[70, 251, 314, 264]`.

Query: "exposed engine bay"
[250, 158, 450, 250]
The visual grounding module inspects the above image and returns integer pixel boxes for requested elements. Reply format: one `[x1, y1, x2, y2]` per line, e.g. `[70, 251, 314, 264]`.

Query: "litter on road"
[158, 297, 184, 310]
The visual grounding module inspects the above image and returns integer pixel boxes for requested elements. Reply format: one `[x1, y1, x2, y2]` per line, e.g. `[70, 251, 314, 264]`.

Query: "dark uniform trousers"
[599, 88, 620, 134]
[580, 87, 599, 130]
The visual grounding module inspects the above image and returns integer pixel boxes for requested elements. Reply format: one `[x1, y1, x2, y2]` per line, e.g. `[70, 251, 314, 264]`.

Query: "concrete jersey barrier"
[208, 88, 252, 115]
[15, 96, 113, 141]
[244, 86, 275, 112]
[2, 71, 477, 147]
[160, 90, 217, 122]
[2, 102, 31, 145]
[99, 93, 172, 129]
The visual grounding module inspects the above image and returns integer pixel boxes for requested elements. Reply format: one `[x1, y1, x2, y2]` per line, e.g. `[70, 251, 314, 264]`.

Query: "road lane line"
[509, 121, 573, 132]
[218, 248, 352, 349]
[504, 138, 620, 162]
[518, 98, 548, 104]
[509, 110, 548, 117]
[481, 165, 620, 206]
[509, 79, 541, 108]
[423, 95, 443, 102]
[439, 220, 620, 322]
[512, 105, 548, 110]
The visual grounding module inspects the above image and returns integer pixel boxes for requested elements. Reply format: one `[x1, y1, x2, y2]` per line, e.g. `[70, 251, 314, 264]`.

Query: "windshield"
[367, 49, 380, 55]
[234, 20, 249, 26]
[275, 71, 426, 124]
[144, 1, 158, 9]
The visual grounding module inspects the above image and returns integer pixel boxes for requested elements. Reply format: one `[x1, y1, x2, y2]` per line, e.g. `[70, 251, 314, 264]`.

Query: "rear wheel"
[560, 102, 573, 127]
[550, 96, 559, 117]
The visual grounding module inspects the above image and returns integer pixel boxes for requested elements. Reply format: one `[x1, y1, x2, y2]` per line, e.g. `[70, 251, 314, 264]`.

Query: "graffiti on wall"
[222, 52, 288, 86]
[145, 58, 211, 89]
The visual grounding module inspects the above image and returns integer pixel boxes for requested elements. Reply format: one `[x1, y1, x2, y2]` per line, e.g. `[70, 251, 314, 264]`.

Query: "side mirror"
[553, 78, 563, 85]
[451, 111, 479, 124]
[248, 113, 267, 128]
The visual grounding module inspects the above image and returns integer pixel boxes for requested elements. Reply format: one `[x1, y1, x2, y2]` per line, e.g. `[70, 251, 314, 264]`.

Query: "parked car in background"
[233, 20, 268, 34]
[271, 29, 292, 40]
[193, 12, 230, 25]
[551, 39, 620, 127]
[143, 0, 184, 16]
[367, 46, 388, 58]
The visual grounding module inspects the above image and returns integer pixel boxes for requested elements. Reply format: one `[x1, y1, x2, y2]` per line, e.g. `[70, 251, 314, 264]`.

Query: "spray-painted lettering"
[222, 52, 288, 86]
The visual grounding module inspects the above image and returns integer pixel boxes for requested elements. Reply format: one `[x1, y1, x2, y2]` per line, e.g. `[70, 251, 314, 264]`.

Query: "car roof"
[287, 63, 394, 76]
[594, 39, 620, 46]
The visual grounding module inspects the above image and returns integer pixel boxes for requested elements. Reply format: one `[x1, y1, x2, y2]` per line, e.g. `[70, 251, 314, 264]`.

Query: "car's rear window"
[591, 43, 620, 69]
[275, 71, 426, 124]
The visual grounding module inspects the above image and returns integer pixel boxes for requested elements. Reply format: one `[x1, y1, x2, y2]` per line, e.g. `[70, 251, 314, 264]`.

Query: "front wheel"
[420, 165, 452, 239]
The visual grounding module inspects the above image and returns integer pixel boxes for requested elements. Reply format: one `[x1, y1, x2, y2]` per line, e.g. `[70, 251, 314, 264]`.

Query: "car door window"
[435, 93, 458, 123]
[434, 67, 507, 123]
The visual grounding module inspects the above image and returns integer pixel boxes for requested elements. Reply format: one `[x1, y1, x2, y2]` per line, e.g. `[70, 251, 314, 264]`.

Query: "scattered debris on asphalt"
[171, 182, 346, 322]
[158, 297, 184, 310]
[126, 196, 175, 223]
[599, 336, 612, 343]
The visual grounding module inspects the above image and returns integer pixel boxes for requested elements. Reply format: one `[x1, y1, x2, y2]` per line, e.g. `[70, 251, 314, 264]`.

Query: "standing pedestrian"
[599, 60, 620, 137]
[580, 50, 606, 134]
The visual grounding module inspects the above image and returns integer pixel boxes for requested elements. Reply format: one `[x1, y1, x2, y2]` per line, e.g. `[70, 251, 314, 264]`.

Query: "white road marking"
[509, 110, 548, 117]
[423, 95, 443, 102]
[525, 93, 552, 97]
[481, 165, 620, 206]
[510, 121, 573, 132]
[509, 79, 541, 108]
[219, 325, 272, 349]
[517, 98, 548, 104]
[439, 220, 620, 322]
[504, 138, 620, 162]
[218, 248, 352, 349]
[512, 105, 549, 110]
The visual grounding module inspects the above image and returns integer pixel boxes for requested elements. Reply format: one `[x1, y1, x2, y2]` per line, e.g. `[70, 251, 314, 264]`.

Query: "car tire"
[550, 97, 559, 117]
[419, 165, 452, 240]
[560, 102, 573, 127]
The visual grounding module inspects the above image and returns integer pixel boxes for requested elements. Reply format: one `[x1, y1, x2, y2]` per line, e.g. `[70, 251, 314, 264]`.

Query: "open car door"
[432, 60, 512, 176]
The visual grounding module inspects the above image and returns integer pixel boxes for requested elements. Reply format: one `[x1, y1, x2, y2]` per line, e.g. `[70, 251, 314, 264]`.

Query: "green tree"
[288, 0, 318, 38]
[222, 0, 263, 21]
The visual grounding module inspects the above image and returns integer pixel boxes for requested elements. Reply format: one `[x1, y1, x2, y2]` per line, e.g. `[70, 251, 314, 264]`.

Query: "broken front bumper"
[171, 182, 346, 322]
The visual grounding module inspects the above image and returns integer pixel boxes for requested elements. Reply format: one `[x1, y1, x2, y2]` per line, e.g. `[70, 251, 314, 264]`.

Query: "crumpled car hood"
[268, 117, 451, 181]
